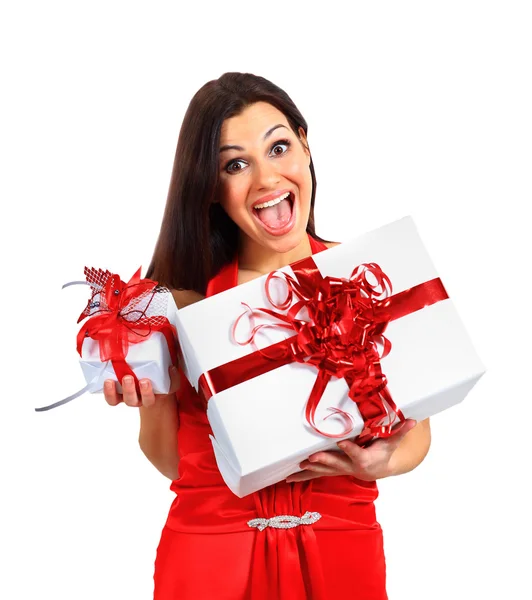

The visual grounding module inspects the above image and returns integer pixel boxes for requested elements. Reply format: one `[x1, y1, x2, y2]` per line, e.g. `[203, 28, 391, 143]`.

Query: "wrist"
[383, 446, 409, 478]
[138, 393, 178, 438]
[383, 453, 399, 478]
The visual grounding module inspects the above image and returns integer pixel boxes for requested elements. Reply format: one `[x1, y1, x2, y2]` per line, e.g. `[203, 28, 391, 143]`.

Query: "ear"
[298, 126, 311, 160]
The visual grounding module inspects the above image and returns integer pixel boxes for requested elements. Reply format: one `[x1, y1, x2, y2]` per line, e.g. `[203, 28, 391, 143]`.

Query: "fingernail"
[123, 376, 133, 384]
[338, 442, 348, 450]
[104, 380, 113, 390]
[170, 365, 178, 373]
[140, 380, 149, 390]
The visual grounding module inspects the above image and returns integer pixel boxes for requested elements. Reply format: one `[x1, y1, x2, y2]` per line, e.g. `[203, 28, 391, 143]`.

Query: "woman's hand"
[103, 365, 181, 408]
[285, 418, 418, 483]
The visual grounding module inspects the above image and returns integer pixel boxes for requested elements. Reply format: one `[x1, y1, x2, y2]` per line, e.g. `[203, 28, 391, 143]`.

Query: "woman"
[103, 72, 431, 599]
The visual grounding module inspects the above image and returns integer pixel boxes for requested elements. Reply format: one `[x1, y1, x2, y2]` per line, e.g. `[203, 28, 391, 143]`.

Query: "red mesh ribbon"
[198, 256, 448, 446]
[76, 266, 178, 393]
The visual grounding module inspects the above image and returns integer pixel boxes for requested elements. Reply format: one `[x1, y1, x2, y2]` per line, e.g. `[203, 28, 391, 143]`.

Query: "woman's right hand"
[103, 365, 181, 408]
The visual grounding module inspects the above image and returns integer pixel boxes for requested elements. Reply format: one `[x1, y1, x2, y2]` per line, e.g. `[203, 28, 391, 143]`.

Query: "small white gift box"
[175, 216, 485, 497]
[35, 268, 179, 412]
[79, 299, 179, 395]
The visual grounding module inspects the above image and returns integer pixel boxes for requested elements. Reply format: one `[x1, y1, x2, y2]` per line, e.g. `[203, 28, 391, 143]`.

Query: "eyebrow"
[219, 124, 289, 154]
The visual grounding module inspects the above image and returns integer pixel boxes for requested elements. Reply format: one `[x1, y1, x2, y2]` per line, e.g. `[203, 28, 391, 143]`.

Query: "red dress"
[153, 235, 388, 599]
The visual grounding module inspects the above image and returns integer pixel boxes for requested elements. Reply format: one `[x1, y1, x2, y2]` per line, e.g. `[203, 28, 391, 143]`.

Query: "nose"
[253, 156, 281, 190]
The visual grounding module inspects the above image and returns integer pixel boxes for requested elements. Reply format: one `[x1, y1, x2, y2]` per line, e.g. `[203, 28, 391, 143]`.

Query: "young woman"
[103, 72, 431, 599]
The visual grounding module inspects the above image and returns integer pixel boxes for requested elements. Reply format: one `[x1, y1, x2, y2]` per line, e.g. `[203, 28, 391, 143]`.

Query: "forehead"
[220, 102, 290, 144]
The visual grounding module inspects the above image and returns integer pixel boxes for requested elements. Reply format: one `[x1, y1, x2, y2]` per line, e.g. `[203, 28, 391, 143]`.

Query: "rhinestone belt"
[247, 511, 322, 531]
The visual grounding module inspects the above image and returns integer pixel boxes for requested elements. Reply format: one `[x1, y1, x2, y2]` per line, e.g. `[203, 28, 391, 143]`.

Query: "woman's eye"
[226, 159, 246, 174]
[270, 139, 291, 156]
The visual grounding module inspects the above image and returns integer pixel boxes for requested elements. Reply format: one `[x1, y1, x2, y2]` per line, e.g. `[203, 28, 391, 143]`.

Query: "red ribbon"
[198, 256, 448, 446]
[76, 267, 178, 393]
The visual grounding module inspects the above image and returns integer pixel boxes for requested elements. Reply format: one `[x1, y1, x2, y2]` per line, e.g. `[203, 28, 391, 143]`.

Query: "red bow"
[76, 267, 178, 392]
[233, 260, 404, 442]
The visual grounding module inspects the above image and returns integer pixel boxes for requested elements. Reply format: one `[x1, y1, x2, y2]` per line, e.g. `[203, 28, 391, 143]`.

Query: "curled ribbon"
[35, 267, 178, 412]
[198, 255, 448, 446]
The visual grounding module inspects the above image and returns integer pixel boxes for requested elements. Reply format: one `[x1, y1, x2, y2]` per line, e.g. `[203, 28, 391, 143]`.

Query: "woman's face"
[217, 101, 312, 256]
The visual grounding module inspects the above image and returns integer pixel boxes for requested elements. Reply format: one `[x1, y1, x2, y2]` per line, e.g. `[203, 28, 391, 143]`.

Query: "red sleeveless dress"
[153, 235, 388, 599]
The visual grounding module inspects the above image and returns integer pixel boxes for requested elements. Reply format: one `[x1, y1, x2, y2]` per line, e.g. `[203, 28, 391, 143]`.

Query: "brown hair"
[146, 72, 328, 294]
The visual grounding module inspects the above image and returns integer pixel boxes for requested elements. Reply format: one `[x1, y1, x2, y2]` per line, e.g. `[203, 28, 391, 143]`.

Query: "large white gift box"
[175, 216, 485, 497]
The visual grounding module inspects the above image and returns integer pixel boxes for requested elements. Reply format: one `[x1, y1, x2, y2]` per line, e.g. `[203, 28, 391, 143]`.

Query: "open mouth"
[251, 191, 296, 235]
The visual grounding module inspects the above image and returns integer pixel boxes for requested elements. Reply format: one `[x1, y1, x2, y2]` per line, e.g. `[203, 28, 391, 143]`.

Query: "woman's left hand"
[285, 418, 418, 483]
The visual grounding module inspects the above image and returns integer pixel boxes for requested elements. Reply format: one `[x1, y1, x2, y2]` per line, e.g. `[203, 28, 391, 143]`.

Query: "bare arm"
[138, 391, 180, 480]
[137, 289, 204, 480]
[386, 418, 431, 477]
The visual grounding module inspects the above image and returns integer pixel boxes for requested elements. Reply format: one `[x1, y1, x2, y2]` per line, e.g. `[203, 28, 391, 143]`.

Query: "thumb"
[168, 365, 181, 395]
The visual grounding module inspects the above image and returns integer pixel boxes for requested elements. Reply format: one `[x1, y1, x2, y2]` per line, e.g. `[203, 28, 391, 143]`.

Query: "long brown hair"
[146, 72, 327, 294]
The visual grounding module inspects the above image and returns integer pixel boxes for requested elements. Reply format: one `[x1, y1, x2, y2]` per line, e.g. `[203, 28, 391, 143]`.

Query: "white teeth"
[254, 191, 291, 210]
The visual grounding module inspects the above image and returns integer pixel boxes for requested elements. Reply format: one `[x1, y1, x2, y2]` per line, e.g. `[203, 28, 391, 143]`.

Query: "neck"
[237, 232, 313, 275]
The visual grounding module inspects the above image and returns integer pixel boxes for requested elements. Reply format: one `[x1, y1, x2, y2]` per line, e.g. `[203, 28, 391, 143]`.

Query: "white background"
[2, 1, 530, 598]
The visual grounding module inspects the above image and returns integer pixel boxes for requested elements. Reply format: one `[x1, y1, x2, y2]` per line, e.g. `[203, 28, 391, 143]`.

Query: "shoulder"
[171, 288, 205, 309]
[323, 241, 341, 249]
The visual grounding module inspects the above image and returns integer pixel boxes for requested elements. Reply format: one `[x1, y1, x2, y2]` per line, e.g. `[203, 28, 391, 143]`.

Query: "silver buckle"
[247, 511, 322, 531]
